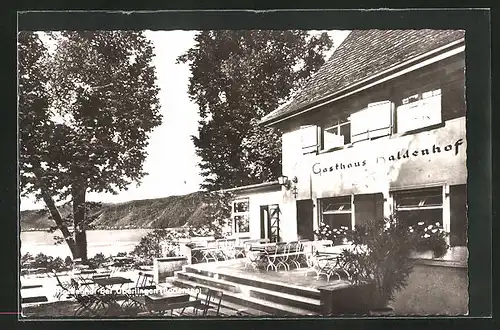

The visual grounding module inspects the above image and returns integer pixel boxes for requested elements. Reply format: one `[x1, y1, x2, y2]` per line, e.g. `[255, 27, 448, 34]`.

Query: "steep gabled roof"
[261, 29, 465, 125]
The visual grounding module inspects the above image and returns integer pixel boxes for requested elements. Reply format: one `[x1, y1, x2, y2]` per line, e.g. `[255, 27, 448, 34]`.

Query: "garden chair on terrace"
[275, 243, 291, 271]
[179, 288, 223, 317]
[120, 271, 157, 314]
[52, 270, 102, 317]
[265, 242, 286, 272]
[286, 241, 304, 270]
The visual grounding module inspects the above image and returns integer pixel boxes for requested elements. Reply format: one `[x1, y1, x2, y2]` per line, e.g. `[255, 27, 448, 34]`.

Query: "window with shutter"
[300, 125, 319, 154]
[320, 110, 351, 151]
[350, 100, 393, 143]
[396, 89, 442, 133]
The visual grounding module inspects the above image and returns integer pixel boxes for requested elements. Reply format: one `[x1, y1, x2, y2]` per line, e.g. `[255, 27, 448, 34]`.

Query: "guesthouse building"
[228, 30, 467, 253]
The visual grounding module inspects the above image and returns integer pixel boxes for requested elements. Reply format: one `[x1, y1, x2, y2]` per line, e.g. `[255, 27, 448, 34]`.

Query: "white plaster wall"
[233, 189, 284, 240]
[282, 117, 466, 199]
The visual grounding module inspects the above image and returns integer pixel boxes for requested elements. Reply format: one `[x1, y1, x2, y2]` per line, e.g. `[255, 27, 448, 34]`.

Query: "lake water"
[20, 229, 153, 259]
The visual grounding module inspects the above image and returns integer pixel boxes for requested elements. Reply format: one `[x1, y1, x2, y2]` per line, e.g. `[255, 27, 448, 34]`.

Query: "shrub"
[21, 252, 34, 267]
[338, 215, 417, 308]
[131, 229, 189, 265]
[64, 256, 73, 268]
[88, 252, 107, 269]
[50, 257, 65, 271]
[34, 253, 53, 269]
[21, 253, 69, 272]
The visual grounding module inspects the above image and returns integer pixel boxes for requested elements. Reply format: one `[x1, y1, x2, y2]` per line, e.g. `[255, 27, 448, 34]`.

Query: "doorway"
[260, 205, 281, 243]
[296, 199, 314, 240]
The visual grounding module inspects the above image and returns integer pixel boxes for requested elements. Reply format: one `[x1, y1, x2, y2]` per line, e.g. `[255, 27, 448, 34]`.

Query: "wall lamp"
[278, 175, 298, 190]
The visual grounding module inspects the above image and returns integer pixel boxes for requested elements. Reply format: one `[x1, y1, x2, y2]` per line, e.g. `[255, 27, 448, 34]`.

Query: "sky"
[20, 30, 351, 211]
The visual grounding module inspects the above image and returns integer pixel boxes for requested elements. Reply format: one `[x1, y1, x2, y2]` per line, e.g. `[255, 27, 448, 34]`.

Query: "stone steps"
[176, 270, 322, 312]
[183, 265, 321, 300]
[173, 276, 319, 316]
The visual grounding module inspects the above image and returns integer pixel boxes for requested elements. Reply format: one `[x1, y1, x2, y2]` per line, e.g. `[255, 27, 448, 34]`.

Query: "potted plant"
[410, 221, 449, 259]
[338, 214, 417, 315]
[314, 222, 350, 245]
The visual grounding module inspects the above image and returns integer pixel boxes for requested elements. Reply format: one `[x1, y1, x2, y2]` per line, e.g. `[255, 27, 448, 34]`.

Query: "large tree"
[19, 31, 162, 261]
[178, 30, 333, 190]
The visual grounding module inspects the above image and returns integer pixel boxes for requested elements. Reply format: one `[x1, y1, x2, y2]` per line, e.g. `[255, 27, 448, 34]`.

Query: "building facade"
[230, 30, 467, 253]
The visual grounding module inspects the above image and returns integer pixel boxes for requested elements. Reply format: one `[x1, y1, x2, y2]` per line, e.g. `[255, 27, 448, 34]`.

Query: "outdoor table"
[94, 276, 134, 289]
[254, 242, 277, 247]
[194, 247, 220, 263]
[74, 269, 98, 291]
[144, 292, 202, 316]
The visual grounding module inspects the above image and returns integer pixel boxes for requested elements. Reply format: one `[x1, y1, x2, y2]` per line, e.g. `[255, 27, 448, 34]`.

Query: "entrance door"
[260, 205, 281, 243]
[296, 199, 314, 240]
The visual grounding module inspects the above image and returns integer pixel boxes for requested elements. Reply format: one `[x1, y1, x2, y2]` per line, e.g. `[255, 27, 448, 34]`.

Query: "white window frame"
[392, 186, 446, 235]
[319, 195, 355, 229]
[232, 198, 250, 234]
[393, 186, 443, 212]
[321, 119, 351, 150]
[392, 185, 451, 249]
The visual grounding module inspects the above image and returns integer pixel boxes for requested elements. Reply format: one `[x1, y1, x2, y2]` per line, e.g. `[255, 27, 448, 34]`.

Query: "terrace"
[21, 236, 468, 318]
[21, 240, 353, 317]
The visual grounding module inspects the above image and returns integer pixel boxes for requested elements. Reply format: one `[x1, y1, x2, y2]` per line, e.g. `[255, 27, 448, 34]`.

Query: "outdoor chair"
[244, 248, 264, 270]
[303, 251, 348, 282]
[120, 271, 157, 313]
[73, 270, 98, 292]
[286, 241, 305, 269]
[265, 242, 286, 272]
[179, 288, 223, 317]
[234, 243, 247, 259]
[52, 270, 102, 317]
[275, 243, 291, 271]
[218, 239, 237, 260]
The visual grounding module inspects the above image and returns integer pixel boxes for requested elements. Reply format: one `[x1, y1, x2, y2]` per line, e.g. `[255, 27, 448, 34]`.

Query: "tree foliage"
[178, 30, 333, 190]
[18, 31, 162, 261]
[187, 191, 234, 238]
[131, 229, 189, 265]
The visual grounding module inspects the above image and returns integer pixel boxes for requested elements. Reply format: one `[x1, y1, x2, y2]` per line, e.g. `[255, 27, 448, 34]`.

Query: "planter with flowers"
[409, 221, 449, 259]
[314, 222, 350, 245]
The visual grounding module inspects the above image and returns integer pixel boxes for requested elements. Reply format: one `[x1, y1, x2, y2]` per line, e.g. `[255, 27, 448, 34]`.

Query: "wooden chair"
[120, 271, 157, 314]
[180, 288, 223, 317]
[52, 270, 102, 317]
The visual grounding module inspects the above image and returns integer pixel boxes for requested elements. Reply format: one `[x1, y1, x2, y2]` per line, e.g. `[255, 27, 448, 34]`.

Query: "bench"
[22, 296, 48, 304]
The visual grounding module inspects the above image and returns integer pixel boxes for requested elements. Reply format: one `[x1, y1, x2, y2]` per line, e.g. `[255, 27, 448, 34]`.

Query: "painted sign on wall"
[288, 117, 466, 198]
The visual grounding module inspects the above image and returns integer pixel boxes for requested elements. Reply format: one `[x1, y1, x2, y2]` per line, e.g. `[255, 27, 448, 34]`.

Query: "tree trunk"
[39, 189, 77, 257]
[72, 179, 88, 262]
[32, 165, 77, 258]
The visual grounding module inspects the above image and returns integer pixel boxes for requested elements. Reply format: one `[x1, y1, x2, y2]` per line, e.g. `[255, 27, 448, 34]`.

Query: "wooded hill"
[20, 192, 208, 231]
